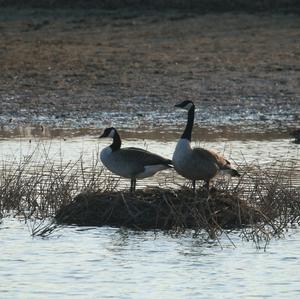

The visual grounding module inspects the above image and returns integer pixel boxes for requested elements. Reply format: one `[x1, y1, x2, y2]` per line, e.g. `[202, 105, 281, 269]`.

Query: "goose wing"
[192, 147, 240, 177]
[120, 147, 172, 166]
[193, 148, 231, 170]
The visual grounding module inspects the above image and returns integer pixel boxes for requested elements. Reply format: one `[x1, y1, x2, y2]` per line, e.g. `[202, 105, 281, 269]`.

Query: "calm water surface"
[1, 134, 299, 164]
[1, 134, 299, 186]
[0, 218, 300, 299]
[0, 133, 299, 298]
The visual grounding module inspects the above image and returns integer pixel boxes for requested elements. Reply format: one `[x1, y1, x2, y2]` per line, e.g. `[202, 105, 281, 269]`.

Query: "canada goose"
[172, 100, 240, 192]
[99, 127, 172, 192]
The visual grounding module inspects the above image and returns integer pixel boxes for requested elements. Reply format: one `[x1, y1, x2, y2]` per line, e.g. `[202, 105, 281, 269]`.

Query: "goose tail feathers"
[230, 169, 241, 177]
[220, 168, 241, 177]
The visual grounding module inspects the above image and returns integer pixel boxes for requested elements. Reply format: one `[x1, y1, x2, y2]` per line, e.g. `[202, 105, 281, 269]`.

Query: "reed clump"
[54, 165, 300, 243]
[0, 146, 299, 244]
[55, 188, 259, 232]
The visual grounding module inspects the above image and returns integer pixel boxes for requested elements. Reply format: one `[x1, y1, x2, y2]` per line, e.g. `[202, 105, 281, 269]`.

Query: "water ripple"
[0, 219, 300, 298]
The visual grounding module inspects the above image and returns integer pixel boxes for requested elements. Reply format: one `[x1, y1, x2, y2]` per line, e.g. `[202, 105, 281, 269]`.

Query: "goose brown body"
[172, 101, 240, 191]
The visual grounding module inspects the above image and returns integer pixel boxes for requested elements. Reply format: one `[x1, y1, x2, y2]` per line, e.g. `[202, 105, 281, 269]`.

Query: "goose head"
[175, 100, 194, 111]
[99, 127, 117, 139]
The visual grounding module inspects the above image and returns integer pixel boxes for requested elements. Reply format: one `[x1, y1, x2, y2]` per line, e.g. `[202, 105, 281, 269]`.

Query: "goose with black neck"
[100, 127, 172, 192]
[172, 100, 240, 193]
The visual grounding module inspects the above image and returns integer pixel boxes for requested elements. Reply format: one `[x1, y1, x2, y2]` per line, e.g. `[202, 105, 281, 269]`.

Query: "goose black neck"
[181, 105, 194, 141]
[110, 131, 121, 151]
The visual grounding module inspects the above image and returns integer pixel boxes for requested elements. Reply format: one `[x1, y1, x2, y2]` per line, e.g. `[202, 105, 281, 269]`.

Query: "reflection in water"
[0, 218, 300, 298]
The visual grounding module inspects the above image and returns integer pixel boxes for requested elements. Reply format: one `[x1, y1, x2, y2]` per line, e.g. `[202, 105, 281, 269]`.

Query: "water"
[1, 133, 299, 165]
[0, 132, 299, 298]
[1, 133, 299, 189]
[1, 218, 300, 298]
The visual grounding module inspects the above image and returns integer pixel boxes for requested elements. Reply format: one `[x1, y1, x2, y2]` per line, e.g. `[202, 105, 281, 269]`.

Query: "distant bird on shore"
[99, 127, 172, 192]
[172, 100, 240, 193]
[290, 129, 300, 144]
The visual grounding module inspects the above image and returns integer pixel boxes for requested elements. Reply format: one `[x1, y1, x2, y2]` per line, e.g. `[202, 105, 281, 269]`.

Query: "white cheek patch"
[108, 129, 115, 138]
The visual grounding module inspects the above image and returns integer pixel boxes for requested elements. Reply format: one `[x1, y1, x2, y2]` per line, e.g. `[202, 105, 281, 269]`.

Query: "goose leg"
[130, 179, 134, 192]
[192, 180, 196, 193]
[130, 178, 136, 192]
[133, 179, 136, 191]
[204, 180, 210, 191]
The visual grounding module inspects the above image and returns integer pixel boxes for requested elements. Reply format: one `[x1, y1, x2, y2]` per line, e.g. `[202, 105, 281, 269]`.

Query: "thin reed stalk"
[0, 144, 299, 246]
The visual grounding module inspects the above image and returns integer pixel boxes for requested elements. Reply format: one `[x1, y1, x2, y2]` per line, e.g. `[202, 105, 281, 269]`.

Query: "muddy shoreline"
[1, 1, 300, 13]
[0, 9, 299, 137]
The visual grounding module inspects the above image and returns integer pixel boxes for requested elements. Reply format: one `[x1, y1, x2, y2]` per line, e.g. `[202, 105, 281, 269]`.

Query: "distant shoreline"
[0, 10, 299, 133]
[0, 0, 299, 14]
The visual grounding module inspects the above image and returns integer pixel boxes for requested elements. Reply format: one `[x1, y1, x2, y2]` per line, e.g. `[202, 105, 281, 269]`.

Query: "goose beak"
[174, 103, 180, 108]
[99, 133, 105, 138]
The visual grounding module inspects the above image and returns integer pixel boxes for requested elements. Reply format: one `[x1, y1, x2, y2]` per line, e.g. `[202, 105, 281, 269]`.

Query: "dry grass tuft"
[55, 188, 258, 232]
[0, 150, 299, 245]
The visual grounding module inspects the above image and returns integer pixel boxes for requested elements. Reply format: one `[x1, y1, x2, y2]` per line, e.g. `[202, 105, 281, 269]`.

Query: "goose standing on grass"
[99, 127, 172, 192]
[172, 100, 240, 192]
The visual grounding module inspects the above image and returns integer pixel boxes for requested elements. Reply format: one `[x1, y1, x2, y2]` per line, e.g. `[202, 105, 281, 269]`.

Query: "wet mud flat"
[0, 9, 299, 135]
